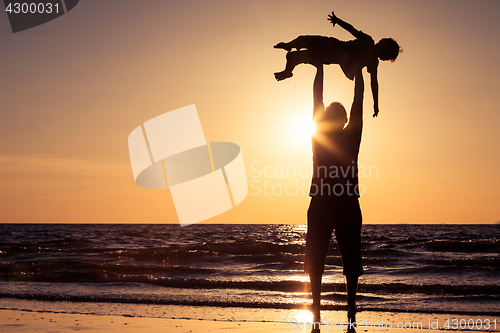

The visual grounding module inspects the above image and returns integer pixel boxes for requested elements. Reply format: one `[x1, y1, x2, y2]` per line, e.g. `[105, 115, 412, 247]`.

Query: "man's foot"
[347, 306, 356, 321]
[311, 304, 321, 333]
[274, 71, 293, 81]
[347, 306, 357, 331]
[274, 42, 291, 52]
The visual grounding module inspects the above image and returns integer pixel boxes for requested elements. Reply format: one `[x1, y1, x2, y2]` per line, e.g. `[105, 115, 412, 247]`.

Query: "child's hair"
[378, 38, 403, 62]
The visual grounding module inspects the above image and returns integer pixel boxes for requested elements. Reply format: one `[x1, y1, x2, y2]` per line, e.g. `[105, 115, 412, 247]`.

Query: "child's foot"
[274, 42, 291, 52]
[274, 71, 293, 81]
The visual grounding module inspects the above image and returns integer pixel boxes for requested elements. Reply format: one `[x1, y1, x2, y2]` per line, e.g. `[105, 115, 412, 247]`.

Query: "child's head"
[319, 102, 347, 131]
[375, 38, 402, 62]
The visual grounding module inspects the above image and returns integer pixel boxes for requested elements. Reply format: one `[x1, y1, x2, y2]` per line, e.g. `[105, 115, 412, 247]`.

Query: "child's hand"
[327, 12, 338, 27]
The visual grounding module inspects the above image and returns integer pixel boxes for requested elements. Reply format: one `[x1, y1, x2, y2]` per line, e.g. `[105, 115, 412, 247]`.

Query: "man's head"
[375, 38, 402, 62]
[318, 102, 347, 131]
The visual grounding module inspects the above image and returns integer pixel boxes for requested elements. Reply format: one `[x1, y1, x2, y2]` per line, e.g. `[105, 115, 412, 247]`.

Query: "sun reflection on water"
[290, 309, 314, 323]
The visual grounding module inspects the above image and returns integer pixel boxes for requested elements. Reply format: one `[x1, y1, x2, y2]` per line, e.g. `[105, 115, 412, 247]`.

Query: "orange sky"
[0, 0, 499, 224]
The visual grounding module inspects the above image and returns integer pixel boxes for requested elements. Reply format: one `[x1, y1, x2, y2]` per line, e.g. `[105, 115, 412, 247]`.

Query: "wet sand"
[0, 309, 430, 333]
[1, 299, 499, 333]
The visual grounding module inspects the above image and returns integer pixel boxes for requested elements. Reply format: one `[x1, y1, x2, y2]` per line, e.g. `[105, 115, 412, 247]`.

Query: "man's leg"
[309, 273, 322, 321]
[333, 198, 363, 322]
[305, 196, 333, 323]
[346, 275, 358, 321]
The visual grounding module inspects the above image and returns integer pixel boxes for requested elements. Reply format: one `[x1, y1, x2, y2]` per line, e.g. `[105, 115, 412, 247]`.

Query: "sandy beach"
[0, 309, 439, 333]
[1, 299, 499, 333]
[0, 309, 303, 333]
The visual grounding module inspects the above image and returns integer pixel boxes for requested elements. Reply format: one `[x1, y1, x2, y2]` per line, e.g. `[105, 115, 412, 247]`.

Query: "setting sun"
[292, 115, 316, 141]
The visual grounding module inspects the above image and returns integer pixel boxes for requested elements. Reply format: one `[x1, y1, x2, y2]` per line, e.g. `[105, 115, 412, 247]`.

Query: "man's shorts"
[304, 195, 363, 277]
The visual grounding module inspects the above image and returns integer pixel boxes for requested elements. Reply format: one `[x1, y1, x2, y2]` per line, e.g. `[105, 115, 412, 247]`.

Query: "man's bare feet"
[347, 306, 357, 332]
[310, 304, 321, 333]
[348, 306, 357, 320]
[274, 71, 293, 81]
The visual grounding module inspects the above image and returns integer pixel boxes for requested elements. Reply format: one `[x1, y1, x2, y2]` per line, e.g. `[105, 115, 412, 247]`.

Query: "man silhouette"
[305, 63, 364, 327]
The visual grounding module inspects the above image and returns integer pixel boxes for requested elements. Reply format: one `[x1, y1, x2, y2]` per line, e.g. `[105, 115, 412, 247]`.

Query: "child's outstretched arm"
[328, 12, 364, 39]
[370, 70, 380, 117]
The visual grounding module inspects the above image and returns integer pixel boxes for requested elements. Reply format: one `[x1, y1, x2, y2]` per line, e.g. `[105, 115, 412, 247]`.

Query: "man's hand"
[327, 12, 338, 27]
[373, 107, 379, 117]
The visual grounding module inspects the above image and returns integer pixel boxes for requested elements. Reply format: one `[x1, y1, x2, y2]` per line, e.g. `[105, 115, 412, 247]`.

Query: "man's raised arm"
[370, 71, 380, 117]
[313, 65, 325, 120]
[348, 70, 365, 130]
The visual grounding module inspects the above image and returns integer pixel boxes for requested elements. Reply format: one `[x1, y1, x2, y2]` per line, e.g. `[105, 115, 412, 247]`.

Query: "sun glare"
[293, 116, 316, 141]
[292, 309, 314, 323]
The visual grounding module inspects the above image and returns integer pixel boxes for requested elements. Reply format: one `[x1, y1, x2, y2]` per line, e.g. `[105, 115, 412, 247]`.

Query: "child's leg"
[274, 50, 319, 81]
[275, 35, 329, 52]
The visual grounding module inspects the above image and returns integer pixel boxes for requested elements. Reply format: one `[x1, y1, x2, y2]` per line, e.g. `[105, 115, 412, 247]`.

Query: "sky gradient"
[0, 0, 499, 224]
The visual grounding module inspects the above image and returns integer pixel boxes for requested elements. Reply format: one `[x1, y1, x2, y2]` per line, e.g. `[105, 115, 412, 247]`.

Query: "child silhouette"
[274, 12, 401, 117]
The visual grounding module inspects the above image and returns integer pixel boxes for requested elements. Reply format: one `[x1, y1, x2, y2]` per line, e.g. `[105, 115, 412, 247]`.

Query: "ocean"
[0, 223, 499, 319]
